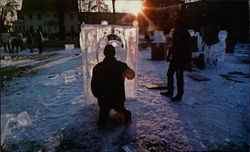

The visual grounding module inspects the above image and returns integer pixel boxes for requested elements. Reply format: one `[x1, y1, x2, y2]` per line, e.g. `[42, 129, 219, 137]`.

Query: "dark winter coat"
[91, 57, 128, 107]
[170, 30, 191, 70]
[26, 33, 33, 45]
[36, 32, 43, 45]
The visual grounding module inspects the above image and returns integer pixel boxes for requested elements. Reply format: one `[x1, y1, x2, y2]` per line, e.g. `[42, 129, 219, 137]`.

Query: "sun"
[126, 1, 143, 16]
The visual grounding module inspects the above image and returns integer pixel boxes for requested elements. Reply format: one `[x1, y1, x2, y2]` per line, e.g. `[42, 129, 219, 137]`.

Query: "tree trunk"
[57, 0, 65, 39]
[112, 0, 116, 24]
[0, 9, 5, 32]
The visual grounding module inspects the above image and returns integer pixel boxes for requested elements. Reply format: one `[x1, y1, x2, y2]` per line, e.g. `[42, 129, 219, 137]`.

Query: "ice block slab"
[145, 83, 167, 89]
[80, 24, 139, 102]
[65, 44, 75, 50]
[1, 114, 11, 145]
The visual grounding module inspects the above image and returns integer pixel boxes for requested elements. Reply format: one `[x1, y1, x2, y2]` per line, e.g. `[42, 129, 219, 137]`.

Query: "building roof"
[22, 0, 78, 12]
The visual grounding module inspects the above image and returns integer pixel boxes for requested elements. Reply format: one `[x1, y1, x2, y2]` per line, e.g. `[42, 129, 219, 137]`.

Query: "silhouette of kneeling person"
[91, 45, 135, 127]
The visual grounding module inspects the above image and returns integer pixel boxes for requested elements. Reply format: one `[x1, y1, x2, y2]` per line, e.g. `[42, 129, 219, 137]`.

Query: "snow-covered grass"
[0, 48, 249, 151]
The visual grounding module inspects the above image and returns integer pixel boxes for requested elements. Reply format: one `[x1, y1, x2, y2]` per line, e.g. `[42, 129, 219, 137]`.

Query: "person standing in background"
[26, 30, 33, 53]
[1, 29, 12, 53]
[36, 29, 43, 53]
[160, 20, 191, 102]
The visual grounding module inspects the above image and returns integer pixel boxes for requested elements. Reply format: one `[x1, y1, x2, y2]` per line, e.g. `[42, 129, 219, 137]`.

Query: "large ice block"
[80, 24, 139, 103]
[194, 32, 203, 52]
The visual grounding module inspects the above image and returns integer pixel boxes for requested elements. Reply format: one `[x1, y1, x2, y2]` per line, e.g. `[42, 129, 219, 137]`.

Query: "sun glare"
[127, 1, 143, 15]
[105, 0, 143, 15]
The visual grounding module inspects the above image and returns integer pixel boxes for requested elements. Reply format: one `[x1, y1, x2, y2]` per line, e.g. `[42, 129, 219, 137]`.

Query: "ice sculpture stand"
[80, 24, 139, 103]
[151, 30, 166, 60]
[151, 42, 165, 60]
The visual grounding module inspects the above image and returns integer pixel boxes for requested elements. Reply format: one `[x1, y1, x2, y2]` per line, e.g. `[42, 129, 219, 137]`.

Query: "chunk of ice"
[1, 114, 13, 145]
[17, 111, 31, 126]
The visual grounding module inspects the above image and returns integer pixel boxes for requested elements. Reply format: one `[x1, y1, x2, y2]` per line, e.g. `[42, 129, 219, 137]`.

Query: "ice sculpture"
[204, 30, 227, 67]
[188, 29, 195, 37]
[153, 30, 165, 42]
[234, 44, 250, 57]
[194, 32, 203, 52]
[80, 24, 139, 103]
[216, 30, 227, 63]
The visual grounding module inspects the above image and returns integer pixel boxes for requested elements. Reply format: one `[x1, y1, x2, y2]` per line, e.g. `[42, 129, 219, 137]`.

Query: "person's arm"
[91, 69, 100, 98]
[166, 47, 173, 62]
[122, 67, 135, 80]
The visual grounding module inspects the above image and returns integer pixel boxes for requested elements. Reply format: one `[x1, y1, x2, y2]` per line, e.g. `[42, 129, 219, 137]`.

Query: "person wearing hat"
[1, 29, 12, 53]
[91, 45, 135, 127]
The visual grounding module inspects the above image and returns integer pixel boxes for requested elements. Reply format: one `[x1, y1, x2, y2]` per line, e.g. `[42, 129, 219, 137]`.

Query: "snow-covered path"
[1, 48, 249, 151]
[136, 50, 249, 151]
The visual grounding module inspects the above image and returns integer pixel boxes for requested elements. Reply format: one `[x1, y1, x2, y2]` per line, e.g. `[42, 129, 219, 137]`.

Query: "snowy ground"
[1, 48, 249, 152]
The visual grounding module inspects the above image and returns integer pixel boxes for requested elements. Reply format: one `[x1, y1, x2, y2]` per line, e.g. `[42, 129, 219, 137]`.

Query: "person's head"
[104, 45, 115, 58]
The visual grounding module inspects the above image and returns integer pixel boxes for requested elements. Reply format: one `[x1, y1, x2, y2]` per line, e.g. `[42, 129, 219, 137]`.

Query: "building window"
[70, 14, 74, 20]
[38, 14, 41, 20]
[29, 14, 33, 20]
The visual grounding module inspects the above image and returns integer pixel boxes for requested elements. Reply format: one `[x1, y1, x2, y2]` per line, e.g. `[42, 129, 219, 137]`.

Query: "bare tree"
[0, 0, 20, 32]
[112, 0, 116, 24]
[78, 0, 108, 12]
[78, 0, 109, 24]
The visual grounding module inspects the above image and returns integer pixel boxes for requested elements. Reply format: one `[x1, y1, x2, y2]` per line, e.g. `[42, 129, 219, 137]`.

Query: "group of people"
[0, 29, 44, 53]
[90, 17, 193, 128]
[90, 19, 191, 128]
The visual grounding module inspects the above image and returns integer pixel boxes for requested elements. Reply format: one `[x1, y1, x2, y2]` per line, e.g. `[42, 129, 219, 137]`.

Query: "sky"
[103, 0, 143, 13]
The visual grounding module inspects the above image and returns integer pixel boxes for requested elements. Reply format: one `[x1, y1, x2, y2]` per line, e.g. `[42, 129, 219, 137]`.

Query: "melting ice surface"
[0, 49, 88, 151]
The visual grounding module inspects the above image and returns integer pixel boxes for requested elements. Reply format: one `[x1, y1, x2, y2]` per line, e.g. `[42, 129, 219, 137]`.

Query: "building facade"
[16, 0, 79, 35]
[141, 0, 183, 33]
